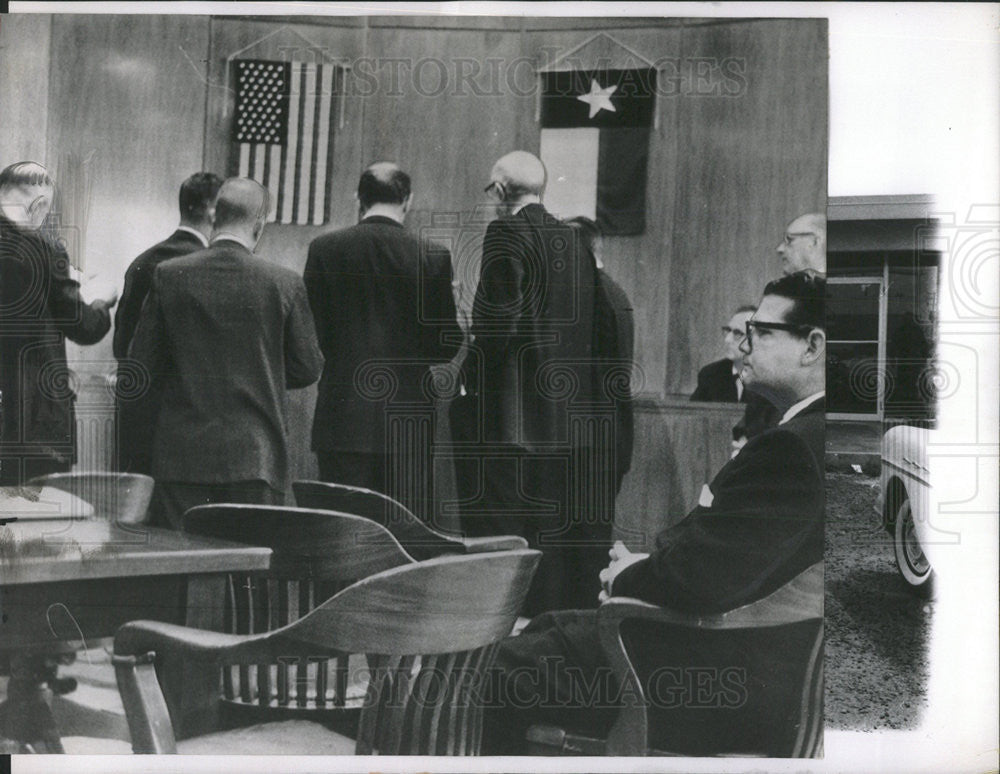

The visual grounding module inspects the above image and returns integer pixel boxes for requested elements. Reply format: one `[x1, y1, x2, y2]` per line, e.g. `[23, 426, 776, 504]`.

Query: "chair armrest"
[459, 535, 530, 553]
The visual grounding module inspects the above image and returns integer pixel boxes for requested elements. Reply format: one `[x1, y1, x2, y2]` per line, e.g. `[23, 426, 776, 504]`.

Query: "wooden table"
[0, 518, 271, 750]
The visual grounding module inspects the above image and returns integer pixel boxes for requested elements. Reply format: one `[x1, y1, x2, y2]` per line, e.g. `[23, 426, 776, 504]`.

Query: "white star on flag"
[576, 79, 618, 119]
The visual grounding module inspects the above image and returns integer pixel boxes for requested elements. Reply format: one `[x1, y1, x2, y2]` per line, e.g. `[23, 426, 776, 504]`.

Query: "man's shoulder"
[744, 401, 824, 463]
[310, 219, 421, 255]
[699, 359, 732, 380]
[130, 231, 202, 272]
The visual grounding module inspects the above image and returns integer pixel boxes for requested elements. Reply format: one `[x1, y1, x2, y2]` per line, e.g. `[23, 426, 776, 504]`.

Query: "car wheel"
[892, 496, 934, 596]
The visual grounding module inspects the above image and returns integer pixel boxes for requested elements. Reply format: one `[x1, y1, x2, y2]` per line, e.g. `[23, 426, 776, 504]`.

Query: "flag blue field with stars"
[540, 69, 655, 235]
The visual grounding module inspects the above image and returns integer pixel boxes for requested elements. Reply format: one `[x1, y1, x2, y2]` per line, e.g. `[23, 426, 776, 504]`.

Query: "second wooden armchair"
[293, 480, 527, 560]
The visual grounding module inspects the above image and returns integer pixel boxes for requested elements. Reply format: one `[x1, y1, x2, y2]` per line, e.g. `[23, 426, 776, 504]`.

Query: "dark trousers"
[150, 479, 283, 531]
[482, 609, 618, 755]
[459, 453, 615, 616]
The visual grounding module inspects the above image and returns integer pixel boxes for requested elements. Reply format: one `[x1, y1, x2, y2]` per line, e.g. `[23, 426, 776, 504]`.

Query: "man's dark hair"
[179, 172, 223, 223]
[564, 216, 601, 253]
[763, 271, 825, 331]
[357, 164, 411, 210]
[0, 161, 53, 191]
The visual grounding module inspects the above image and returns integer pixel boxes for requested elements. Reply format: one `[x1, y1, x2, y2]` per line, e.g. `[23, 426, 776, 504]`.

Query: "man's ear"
[802, 329, 826, 365]
[29, 194, 52, 227]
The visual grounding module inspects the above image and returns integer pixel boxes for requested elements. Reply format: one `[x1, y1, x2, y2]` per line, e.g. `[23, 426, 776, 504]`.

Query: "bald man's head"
[212, 178, 269, 245]
[490, 151, 547, 200]
[777, 211, 826, 275]
[357, 162, 411, 212]
[0, 161, 55, 230]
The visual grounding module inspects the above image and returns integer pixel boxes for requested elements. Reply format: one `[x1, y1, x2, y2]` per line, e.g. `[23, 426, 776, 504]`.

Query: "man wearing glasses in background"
[777, 211, 827, 277]
[484, 271, 825, 756]
[691, 304, 758, 402]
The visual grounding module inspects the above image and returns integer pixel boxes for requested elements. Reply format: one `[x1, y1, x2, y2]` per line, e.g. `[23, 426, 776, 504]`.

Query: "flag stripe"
[297, 63, 317, 226]
[254, 144, 266, 187]
[539, 127, 599, 221]
[282, 61, 303, 224]
[238, 143, 251, 178]
[312, 64, 332, 225]
[267, 144, 281, 222]
[596, 127, 649, 235]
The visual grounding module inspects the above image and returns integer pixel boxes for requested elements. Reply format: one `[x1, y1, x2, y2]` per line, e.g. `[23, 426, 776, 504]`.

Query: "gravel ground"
[825, 470, 933, 730]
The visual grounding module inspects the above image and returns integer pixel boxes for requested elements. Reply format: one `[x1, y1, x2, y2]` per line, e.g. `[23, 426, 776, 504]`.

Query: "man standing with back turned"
[304, 163, 461, 518]
[465, 150, 600, 614]
[113, 172, 223, 474]
[130, 178, 322, 529]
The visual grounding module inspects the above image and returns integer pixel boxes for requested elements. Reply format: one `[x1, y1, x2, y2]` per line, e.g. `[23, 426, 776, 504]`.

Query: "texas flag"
[540, 69, 655, 236]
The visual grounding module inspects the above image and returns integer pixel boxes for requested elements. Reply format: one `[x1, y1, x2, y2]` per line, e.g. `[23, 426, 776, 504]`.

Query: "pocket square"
[698, 484, 714, 508]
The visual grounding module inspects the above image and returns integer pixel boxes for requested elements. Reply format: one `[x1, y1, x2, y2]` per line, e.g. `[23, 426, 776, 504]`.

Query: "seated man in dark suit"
[691, 304, 779, 451]
[113, 172, 223, 474]
[690, 305, 756, 403]
[482, 271, 826, 754]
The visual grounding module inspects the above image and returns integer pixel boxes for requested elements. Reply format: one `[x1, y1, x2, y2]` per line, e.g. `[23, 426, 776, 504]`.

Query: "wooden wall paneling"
[665, 19, 828, 396]
[360, 24, 530, 317]
[614, 400, 745, 551]
[0, 15, 52, 166]
[206, 18, 368, 485]
[46, 14, 211, 472]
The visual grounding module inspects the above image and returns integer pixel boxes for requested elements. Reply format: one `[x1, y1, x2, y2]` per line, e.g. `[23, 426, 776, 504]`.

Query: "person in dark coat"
[303, 163, 461, 519]
[0, 162, 117, 486]
[113, 172, 222, 474]
[563, 216, 635, 609]
[482, 272, 826, 755]
[691, 304, 780, 449]
[464, 151, 600, 614]
[129, 178, 322, 529]
[690, 305, 756, 403]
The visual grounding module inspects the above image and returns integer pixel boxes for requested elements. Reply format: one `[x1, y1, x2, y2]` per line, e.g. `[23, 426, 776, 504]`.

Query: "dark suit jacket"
[0, 216, 111, 482]
[593, 268, 635, 493]
[304, 216, 461, 454]
[129, 239, 322, 490]
[690, 358, 740, 402]
[612, 396, 824, 612]
[470, 203, 598, 449]
[113, 228, 205, 473]
[114, 228, 204, 359]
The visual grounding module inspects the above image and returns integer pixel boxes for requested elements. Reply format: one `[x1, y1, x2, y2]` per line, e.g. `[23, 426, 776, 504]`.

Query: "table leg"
[0, 652, 65, 753]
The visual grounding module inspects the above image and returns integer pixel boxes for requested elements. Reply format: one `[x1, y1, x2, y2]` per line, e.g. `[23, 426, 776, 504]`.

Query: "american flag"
[232, 59, 338, 225]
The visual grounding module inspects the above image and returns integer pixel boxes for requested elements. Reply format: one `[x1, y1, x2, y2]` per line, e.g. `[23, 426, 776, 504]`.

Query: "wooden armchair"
[112, 550, 541, 755]
[527, 562, 824, 758]
[25, 471, 154, 523]
[293, 480, 527, 561]
[181, 504, 415, 725]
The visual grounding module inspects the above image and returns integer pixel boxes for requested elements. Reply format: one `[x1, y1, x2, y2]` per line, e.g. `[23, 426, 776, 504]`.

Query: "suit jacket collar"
[781, 393, 825, 423]
[175, 225, 209, 247]
[210, 234, 255, 253]
[361, 215, 404, 229]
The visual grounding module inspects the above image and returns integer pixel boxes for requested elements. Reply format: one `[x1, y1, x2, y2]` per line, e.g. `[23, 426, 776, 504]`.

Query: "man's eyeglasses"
[484, 181, 507, 201]
[743, 320, 815, 349]
[782, 232, 816, 245]
[721, 325, 745, 338]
